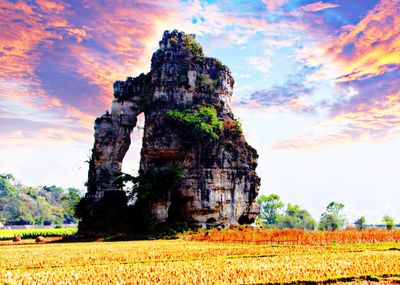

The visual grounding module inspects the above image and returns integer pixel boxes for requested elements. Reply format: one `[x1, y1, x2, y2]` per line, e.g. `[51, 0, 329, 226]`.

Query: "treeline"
[257, 194, 397, 230]
[0, 174, 82, 226]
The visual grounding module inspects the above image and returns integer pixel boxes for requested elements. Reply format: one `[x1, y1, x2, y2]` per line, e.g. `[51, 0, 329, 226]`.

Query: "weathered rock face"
[79, 30, 260, 233]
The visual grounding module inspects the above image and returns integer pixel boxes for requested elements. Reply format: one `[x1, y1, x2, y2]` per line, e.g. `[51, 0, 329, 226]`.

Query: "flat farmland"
[1, 239, 400, 284]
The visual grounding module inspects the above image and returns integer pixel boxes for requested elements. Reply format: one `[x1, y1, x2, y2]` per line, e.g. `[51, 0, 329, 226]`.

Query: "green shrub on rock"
[183, 34, 203, 58]
[165, 106, 223, 142]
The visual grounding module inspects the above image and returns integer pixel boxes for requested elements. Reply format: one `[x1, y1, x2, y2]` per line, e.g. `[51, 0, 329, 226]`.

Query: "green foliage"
[319, 202, 346, 231]
[256, 194, 284, 228]
[355, 216, 366, 230]
[276, 203, 316, 230]
[183, 34, 203, 58]
[0, 173, 19, 197]
[257, 195, 316, 230]
[232, 120, 243, 135]
[119, 164, 185, 204]
[382, 215, 395, 230]
[200, 73, 217, 91]
[62, 188, 82, 223]
[165, 106, 224, 142]
[0, 228, 77, 240]
[0, 173, 82, 225]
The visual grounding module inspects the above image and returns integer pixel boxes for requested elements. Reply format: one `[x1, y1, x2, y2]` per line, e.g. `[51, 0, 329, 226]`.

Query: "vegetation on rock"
[199, 72, 218, 91]
[165, 106, 224, 142]
[183, 34, 203, 58]
[118, 164, 185, 204]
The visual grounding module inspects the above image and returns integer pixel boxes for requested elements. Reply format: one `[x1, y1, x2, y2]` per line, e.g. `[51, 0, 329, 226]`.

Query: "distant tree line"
[0, 174, 82, 226]
[256, 194, 397, 231]
[1, 172, 397, 230]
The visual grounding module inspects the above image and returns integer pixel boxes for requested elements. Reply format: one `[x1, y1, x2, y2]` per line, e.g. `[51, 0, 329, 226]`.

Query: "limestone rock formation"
[79, 30, 260, 233]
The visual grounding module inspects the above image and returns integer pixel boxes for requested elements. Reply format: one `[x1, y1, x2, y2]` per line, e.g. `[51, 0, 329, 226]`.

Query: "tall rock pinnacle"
[79, 30, 260, 233]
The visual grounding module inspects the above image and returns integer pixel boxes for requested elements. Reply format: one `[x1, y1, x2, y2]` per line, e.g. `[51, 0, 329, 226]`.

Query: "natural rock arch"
[79, 30, 260, 234]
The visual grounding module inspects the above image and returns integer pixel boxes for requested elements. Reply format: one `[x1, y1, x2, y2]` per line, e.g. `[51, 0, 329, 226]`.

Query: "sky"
[0, 0, 399, 224]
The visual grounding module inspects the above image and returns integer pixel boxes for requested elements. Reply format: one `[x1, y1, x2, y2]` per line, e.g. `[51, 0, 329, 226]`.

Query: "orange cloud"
[36, 0, 67, 13]
[1, 0, 284, 149]
[66, 28, 90, 43]
[58, 0, 286, 112]
[0, 0, 97, 147]
[56, 2, 182, 109]
[301, 0, 400, 82]
[279, 0, 400, 149]
[0, 0, 85, 111]
[301, 2, 339, 12]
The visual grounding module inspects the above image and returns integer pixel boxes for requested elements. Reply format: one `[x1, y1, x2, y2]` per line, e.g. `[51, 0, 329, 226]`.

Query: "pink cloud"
[275, 0, 400, 149]
[263, 0, 288, 11]
[300, 0, 400, 82]
[2, 0, 284, 149]
[301, 2, 340, 12]
[0, 0, 97, 146]
[272, 91, 400, 150]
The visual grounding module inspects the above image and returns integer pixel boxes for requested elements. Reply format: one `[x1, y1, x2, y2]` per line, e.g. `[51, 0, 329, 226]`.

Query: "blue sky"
[0, 0, 399, 223]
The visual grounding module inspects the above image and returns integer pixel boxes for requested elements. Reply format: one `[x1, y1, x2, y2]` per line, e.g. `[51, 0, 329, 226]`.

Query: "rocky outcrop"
[79, 30, 260, 233]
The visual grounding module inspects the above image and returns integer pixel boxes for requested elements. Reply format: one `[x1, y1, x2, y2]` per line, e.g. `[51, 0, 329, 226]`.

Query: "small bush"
[224, 117, 243, 135]
[119, 164, 185, 204]
[200, 73, 217, 91]
[183, 34, 203, 58]
[165, 106, 223, 142]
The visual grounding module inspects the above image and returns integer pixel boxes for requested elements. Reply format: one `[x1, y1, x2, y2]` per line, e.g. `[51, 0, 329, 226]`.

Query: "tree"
[0, 174, 19, 197]
[61, 188, 82, 223]
[382, 215, 395, 230]
[319, 202, 346, 231]
[256, 194, 284, 228]
[0, 174, 82, 225]
[354, 216, 366, 230]
[276, 203, 316, 230]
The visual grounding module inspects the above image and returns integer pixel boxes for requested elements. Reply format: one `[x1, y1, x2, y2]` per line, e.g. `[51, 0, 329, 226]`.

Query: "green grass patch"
[0, 227, 77, 240]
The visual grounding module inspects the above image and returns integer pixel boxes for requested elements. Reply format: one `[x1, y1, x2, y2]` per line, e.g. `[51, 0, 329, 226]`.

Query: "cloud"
[0, 0, 96, 139]
[0, 0, 181, 147]
[237, 76, 315, 114]
[65, 28, 90, 43]
[272, 69, 400, 150]
[272, 90, 400, 150]
[299, 0, 400, 82]
[1, 0, 286, 148]
[2, 0, 397, 154]
[268, 0, 400, 149]
[301, 2, 340, 12]
[263, 0, 288, 11]
[247, 52, 272, 76]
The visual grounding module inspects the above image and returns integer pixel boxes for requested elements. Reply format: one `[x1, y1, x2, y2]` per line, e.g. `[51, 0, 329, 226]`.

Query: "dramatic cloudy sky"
[1, 0, 399, 223]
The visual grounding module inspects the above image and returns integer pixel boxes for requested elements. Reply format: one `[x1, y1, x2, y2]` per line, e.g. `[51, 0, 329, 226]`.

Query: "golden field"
[1, 232, 400, 285]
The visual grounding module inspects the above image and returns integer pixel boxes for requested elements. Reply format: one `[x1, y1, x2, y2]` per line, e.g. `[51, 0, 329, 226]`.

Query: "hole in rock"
[121, 112, 145, 205]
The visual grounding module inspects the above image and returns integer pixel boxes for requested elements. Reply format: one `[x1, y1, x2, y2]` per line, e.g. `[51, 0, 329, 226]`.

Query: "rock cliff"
[79, 30, 260, 233]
